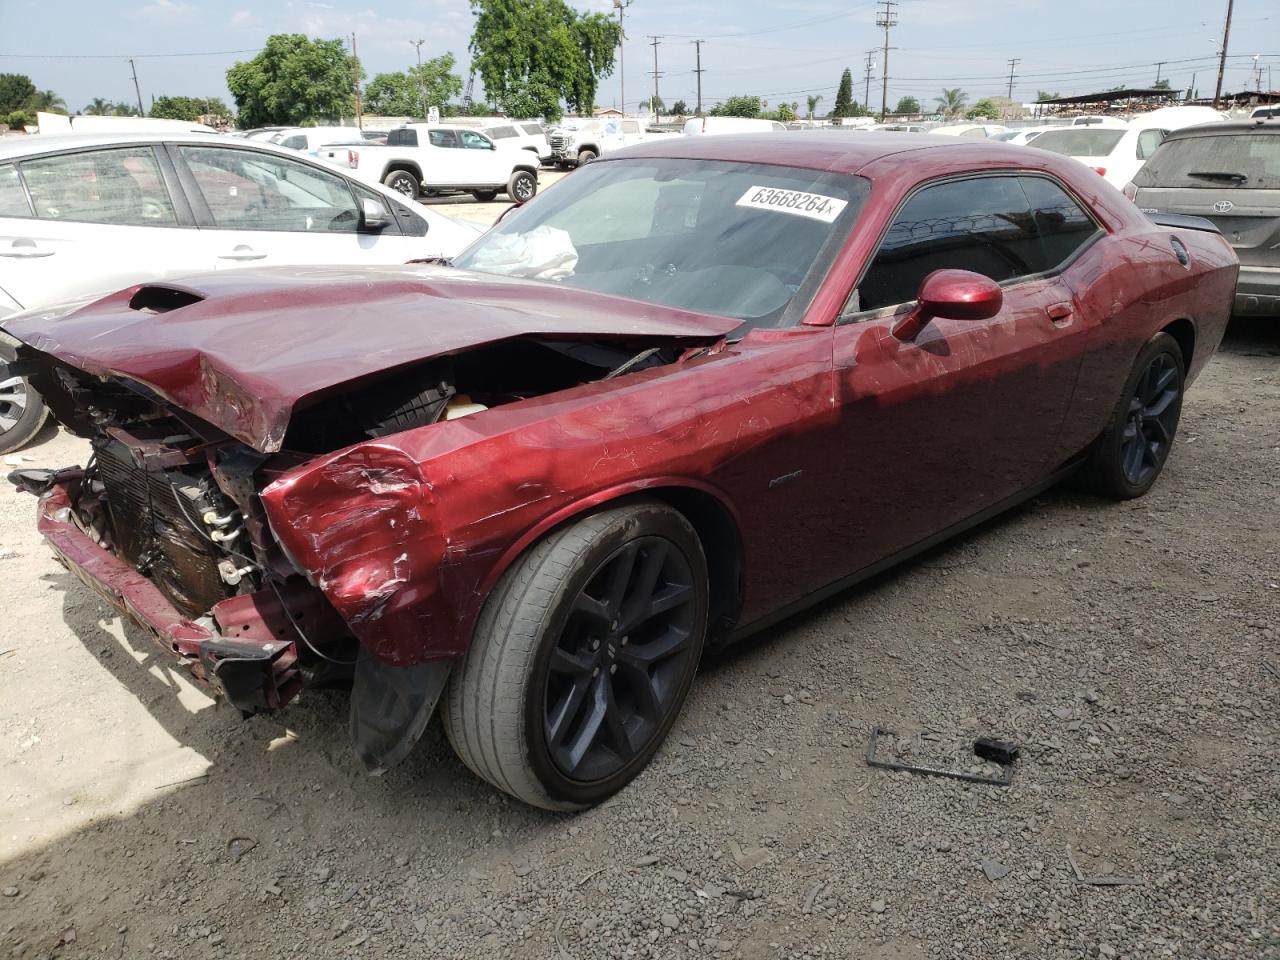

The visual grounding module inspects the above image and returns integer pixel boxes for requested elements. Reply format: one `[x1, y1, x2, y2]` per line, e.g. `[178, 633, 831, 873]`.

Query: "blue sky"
[1, 0, 1276, 116]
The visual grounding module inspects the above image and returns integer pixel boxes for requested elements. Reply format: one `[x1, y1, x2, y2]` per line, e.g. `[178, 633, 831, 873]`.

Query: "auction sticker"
[735, 186, 848, 223]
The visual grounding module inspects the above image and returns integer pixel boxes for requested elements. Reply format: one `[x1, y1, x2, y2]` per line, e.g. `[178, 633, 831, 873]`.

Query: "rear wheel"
[382, 169, 420, 200]
[471, 189, 499, 202]
[506, 170, 537, 203]
[443, 500, 708, 810]
[0, 343, 49, 456]
[1080, 332, 1185, 499]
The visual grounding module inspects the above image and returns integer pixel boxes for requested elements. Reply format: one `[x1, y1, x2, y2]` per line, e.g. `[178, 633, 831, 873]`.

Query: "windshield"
[1033, 128, 1125, 157]
[1133, 133, 1280, 189]
[453, 158, 868, 329]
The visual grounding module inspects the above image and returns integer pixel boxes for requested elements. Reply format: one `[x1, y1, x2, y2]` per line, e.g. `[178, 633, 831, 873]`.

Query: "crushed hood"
[4, 265, 737, 452]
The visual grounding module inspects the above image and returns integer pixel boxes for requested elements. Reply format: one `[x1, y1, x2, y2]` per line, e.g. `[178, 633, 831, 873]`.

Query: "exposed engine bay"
[15, 334, 688, 714]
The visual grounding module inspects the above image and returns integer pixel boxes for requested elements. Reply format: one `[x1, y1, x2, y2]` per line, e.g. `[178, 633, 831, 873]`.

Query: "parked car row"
[0, 132, 482, 452]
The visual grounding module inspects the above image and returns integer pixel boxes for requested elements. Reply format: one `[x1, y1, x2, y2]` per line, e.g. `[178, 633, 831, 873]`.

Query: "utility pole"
[1006, 57, 1020, 103]
[128, 59, 144, 116]
[1189, 71, 1197, 102]
[411, 40, 426, 118]
[863, 48, 877, 112]
[648, 35, 662, 123]
[613, 0, 631, 114]
[875, 0, 898, 121]
[692, 39, 705, 115]
[350, 34, 363, 130]
[1212, 0, 1233, 109]
[1154, 60, 1166, 86]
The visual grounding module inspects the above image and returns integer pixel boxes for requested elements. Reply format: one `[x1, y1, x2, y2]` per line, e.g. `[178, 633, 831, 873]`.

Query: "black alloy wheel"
[383, 170, 420, 199]
[1120, 351, 1181, 487]
[542, 536, 697, 782]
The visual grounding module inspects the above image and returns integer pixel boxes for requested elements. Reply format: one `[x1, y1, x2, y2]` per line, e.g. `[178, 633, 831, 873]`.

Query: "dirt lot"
[1, 311, 1276, 960]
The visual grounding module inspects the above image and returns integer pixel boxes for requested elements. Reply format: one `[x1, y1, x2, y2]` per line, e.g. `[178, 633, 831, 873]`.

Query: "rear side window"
[858, 176, 1042, 311]
[21, 147, 177, 226]
[1019, 176, 1100, 269]
[0, 164, 31, 217]
[1133, 132, 1280, 189]
[1136, 129, 1167, 160]
[389, 129, 420, 147]
[1033, 129, 1125, 157]
[427, 129, 457, 148]
[486, 126, 518, 139]
[281, 135, 307, 150]
[622, 120, 641, 134]
[520, 123, 545, 136]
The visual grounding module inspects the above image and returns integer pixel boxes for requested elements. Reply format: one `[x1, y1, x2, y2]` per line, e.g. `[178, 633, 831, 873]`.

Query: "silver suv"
[1129, 120, 1279, 317]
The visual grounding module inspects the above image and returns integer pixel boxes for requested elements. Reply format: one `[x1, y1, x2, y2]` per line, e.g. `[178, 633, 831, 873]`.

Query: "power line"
[0, 48, 260, 59]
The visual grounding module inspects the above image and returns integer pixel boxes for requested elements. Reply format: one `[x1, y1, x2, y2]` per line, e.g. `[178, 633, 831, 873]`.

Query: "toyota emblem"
[1213, 200, 1234, 213]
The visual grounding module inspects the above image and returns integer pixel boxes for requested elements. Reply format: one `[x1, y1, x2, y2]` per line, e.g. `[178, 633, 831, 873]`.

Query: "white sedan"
[0, 132, 483, 452]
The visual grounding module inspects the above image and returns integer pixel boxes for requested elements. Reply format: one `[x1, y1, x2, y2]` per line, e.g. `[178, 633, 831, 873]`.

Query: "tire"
[1080, 332, 1185, 500]
[382, 169, 420, 200]
[506, 170, 537, 203]
[0, 342, 49, 456]
[443, 499, 708, 810]
[471, 189, 499, 202]
[576, 148, 597, 164]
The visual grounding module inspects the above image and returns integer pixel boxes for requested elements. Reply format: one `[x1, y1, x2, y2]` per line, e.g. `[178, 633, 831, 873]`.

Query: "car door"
[0, 145, 201, 312]
[458, 129, 505, 184]
[171, 143, 426, 268]
[424, 128, 466, 186]
[823, 173, 1084, 575]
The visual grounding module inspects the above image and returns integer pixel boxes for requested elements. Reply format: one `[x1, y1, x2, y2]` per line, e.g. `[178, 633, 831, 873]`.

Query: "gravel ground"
[0, 309, 1276, 960]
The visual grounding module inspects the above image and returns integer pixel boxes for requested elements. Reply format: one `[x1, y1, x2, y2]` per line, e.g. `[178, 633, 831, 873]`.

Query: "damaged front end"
[8, 290, 721, 772]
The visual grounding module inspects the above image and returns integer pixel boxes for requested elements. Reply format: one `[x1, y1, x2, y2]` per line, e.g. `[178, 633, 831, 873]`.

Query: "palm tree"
[26, 89, 67, 113]
[84, 97, 113, 116]
[806, 94, 822, 119]
[936, 88, 968, 118]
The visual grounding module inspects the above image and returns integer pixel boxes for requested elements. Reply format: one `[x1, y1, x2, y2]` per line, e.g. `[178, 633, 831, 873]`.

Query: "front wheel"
[382, 169, 420, 200]
[1080, 331, 1185, 499]
[506, 170, 537, 203]
[576, 148, 597, 165]
[0, 342, 49, 456]
[443, 500, 708, 810]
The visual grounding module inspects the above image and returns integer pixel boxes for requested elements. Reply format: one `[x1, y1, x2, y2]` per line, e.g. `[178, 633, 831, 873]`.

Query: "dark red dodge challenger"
[5, 134, 1238, 809]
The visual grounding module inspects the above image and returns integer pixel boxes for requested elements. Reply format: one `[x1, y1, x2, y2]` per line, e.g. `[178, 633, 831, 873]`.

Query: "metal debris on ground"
[865, 726, 1017, 786]
[1066, 845, 1142, 887]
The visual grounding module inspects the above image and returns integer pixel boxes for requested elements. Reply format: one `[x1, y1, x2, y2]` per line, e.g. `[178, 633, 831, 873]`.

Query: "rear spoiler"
[1147, 212, 1221, 234]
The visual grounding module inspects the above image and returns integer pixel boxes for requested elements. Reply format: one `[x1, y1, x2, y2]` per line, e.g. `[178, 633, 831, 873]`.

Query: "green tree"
[226, 34, 358, 127]
[936, 87, 968, 118]
[83, 97, 114, 115]
[1153, 78, 1172, 91]
[894, 95, 920, 114]
[366, 54, 463, 116]
[4, 109, 35, 129]
[965, 98, 999, 120]
[772, 101, 797, 122]
[28, 89, 66, 113]
[0, 74, 37, 114]
[832, 68, 854, 117]
[497, 74, 562, 120]
[638, 95, 664, 114]
[1036, 90, 1060, 102]
[150, 95, 205, 121]
[669, 99, 688, 116]
[806, 93, 822, 119]
[112, 102, 141, 116]
[709, 95, 761, 118]
[469, 0, 621, 118]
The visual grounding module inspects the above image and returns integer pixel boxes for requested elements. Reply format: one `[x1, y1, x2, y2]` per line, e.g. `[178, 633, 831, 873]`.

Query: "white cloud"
[137, 0, 194, 19]
[229, 9, 261, 28]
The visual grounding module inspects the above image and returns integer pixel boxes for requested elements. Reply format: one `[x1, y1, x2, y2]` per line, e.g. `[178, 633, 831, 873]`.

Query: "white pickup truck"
[545, 117, 653, 167]
[320, 124, 540, 203]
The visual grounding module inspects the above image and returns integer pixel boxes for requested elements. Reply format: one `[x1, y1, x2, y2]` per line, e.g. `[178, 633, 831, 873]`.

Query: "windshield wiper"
[1186, 171, 1249, 182]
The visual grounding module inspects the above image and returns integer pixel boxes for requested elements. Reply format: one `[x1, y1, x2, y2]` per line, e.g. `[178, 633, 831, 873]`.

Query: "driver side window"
[460, 130, 493, 150]
[179, 146, 360, 233]
[857, 176, 1039, 312]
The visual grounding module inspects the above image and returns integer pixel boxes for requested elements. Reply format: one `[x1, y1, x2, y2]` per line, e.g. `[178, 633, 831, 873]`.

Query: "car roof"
[0, 131, 333, 161]
[1160, 119, 1280, 140]
[615, 131, 1035, 175]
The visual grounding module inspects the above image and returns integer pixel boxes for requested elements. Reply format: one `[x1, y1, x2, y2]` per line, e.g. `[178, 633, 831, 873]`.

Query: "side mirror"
[359, 197, 388, 231]
[891, 269, 1003, 341]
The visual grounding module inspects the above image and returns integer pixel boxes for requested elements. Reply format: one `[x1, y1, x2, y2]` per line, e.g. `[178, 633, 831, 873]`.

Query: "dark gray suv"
[1128, 120, 1279, 317]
